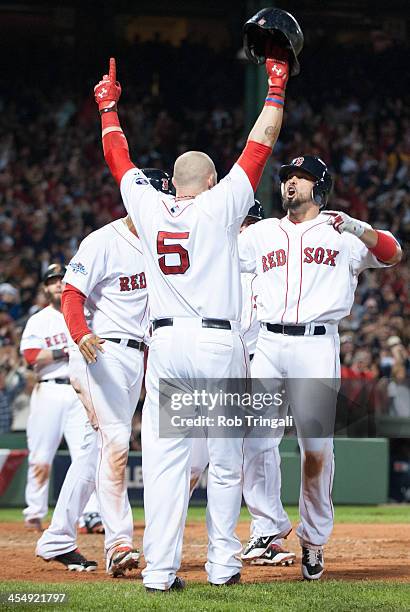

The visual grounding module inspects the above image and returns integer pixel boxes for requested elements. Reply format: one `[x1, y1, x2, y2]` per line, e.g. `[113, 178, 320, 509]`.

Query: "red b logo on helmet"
[293, 157, 304, 166]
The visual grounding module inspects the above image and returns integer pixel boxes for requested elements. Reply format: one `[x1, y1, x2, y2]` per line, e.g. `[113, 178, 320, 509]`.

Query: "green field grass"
[1, 504, 409, 524]
[0, 580, 409, 612]
[1, 506, 409, 610]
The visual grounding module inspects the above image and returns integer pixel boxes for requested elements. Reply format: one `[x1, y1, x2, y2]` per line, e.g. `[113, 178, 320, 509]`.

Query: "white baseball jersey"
[120, 165, 254, 321]
[20, 306, 71, 380]
[64, 219, 149, 341]
[240, 272, 259, 355]
[239, 213, 392, 324]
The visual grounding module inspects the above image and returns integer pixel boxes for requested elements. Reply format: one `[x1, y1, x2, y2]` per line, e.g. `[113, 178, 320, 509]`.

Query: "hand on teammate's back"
[78, 333, 105, 364]
[94, 57, 121, 112]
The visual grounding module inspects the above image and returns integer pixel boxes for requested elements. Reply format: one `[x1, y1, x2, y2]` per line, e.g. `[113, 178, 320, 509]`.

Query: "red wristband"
[369, 231, 399, 263]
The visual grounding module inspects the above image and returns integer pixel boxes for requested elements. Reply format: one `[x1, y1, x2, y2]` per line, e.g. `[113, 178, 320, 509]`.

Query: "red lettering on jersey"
[304, 246, 339, 266]
[314, 247, 325, 264]
[262, 250, 287, 272]
[267, 251, 276, 268]
[139, 272, 147, 288]
[276, 249, 286, 267]
[119, 277, 130, 291]
[130, 274, 139, 290]
[45, 337, 52, 347]
[53, 334, 60, 345]
[61, 332, 68, 344]
[120, 273, 146, 291]
[303, 246, 314, 263]
[323, 249, 339, 266]
[262, 256, 269, 273]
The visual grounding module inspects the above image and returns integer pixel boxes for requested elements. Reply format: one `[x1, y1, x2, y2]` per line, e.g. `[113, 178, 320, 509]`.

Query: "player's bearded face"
[281, 173, 316, 211]
[44, 278, 64, 308]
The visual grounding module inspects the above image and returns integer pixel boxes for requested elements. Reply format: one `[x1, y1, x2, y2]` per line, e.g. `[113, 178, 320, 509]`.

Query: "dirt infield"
[1, 521, 409, 584]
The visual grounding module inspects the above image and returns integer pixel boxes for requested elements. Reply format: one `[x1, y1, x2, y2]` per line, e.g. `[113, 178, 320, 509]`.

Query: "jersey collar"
[111, 219, 142, 251]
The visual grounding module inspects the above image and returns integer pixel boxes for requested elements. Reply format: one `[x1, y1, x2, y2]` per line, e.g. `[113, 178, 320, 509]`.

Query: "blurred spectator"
[0, 37, 408, 432]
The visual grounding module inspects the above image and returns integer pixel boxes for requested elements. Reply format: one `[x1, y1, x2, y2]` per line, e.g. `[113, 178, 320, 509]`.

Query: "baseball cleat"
[250, 543, 296, 566]
[48, 548, 97, 572]
[78, 512, 105, 534]
[107, 545, 140, 577]
[145, 576, 186, 593]
[24, 518, 43, 532]
[241, 534, 276, 560]
[210, 572, 241, 586]
[301, 546, 324, 580]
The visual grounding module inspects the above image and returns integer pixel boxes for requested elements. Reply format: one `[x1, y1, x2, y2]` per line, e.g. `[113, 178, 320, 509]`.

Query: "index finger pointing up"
[109, 57, 116, 82]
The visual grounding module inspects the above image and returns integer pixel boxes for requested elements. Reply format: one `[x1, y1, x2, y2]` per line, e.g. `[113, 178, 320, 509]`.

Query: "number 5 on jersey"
[157, 231, 190, 275]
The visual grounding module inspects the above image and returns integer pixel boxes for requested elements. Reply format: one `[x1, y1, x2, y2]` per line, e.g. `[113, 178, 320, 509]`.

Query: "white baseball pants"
[248, 327, 340, 547]
[23, 382, 98, 522]
[37, 342, 144, 562]
[142, 321, 249, 589]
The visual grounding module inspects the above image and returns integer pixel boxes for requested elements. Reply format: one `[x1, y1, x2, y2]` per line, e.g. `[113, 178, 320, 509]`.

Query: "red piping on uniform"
[161, 198, 194, 218]
[243, 274, 257, 336]
[278, 223, 290, 323]
[295, 220, 328, 324]
[139, 295, 149, 328]
[239, 334, 249, 382]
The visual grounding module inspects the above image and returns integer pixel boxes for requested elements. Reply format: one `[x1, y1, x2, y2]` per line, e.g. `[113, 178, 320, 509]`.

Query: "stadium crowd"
[0, 38, 408, 435]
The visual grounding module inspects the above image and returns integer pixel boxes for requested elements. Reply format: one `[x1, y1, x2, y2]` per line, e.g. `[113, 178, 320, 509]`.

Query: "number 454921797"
[2, 593, 67, 604]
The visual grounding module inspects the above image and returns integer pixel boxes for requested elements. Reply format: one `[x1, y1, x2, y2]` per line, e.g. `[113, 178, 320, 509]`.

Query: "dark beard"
[46, 293, 62, 310]
[282, 195, 304, 211]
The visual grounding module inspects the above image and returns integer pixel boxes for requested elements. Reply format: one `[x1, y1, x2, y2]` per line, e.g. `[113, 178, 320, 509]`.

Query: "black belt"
[103, 338, 145, 351]
[152, 318, 231, 331]
[263, 323, 326, 336]
[39, 378, 71, 385]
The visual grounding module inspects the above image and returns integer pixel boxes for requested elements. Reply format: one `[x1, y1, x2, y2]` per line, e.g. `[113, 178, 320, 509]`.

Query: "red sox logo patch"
[293, 157, 304, 166]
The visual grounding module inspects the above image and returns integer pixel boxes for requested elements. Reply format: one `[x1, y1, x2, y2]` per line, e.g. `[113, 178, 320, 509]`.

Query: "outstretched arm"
[325, 211, 402, 265]
[237, 45, 289, 191]
[94, 58, 135, 185]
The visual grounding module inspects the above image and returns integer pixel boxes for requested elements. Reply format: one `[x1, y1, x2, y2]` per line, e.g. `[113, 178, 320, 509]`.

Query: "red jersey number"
[157, 231, 190, 275]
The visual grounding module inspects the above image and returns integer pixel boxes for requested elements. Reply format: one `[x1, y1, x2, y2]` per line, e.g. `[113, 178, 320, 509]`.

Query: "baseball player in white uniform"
[94, 40, 291, 589]
[238, 154, 402, 579]
[189, 203, 296, 567]
[35, 172, 170, 576]
[20, 264, 100, 533]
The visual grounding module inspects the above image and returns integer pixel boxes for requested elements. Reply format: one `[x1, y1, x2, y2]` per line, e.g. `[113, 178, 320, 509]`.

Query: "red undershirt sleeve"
[23, 349, 41, 366]
[61, 284, 91, 344]
[101, 111, 135, 186]
[236, 140, 273, 192]
[369, 231, 399, 263]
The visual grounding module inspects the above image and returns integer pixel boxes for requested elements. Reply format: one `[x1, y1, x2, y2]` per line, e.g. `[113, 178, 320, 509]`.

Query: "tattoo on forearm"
[264, 125, 279, 139]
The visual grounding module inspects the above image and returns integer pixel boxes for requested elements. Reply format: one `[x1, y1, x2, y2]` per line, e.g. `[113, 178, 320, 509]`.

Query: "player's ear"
[172, 176, 177, 190]
[208, 173, 217, 189]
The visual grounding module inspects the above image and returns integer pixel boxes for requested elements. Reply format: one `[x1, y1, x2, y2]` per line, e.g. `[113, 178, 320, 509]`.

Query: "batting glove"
[94, 58, 121, 113]
[265, 43, 289, 98]
[325, 211, 371, 238]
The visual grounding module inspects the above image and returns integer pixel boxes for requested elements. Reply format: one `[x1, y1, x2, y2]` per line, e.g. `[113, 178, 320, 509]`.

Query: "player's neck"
[287, 206, 320, 224]
[123, 216, 138, 237]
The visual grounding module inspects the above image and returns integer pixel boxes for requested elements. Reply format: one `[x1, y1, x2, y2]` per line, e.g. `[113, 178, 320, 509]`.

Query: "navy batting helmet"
[142, 168, 174, 195]
[43, 263, 66, 284]
[243, 7, 304, 76]
[279, 155, 333, 209]
[247, 200, 265, 220]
